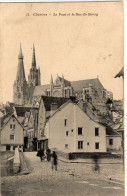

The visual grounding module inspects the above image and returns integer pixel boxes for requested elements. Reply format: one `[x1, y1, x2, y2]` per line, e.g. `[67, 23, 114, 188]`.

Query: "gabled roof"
[15, 106, 38, 117]
[45, 100, 105, 129]
[57, 76, 71, 87]
[1, 114, 24, 130]
[41, 96, 70, 111]
[114, 67, 124, 78]
[99, 122, 120, 136]
[71, 78, 105, 92]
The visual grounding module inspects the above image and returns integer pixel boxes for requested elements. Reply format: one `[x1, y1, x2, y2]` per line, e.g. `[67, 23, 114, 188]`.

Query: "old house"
[37, 96, 70, 149]
[0, 114, 24, 151]
[44, 101, 107, 154]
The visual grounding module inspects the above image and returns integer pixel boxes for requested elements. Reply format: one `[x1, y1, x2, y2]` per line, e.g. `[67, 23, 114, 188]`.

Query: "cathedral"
[13, 44, 41, 105]
[13, 44, 113, 114]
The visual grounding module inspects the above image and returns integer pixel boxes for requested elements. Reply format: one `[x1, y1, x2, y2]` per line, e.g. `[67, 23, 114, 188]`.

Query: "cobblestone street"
[1, 152, 124, 196]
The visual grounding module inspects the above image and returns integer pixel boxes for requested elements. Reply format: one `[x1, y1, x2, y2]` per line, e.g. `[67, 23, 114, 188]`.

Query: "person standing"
[37, 148, 44, 162]
[51, 151, 57, 170]
[46, 148, 51, 162]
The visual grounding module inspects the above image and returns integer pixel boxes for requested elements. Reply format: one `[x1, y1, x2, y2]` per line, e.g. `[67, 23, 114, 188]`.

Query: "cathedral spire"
[16, 43, 26, 83]
[50, 74, 53, 84]
[62, 74, 64, 83]
[32, 44, 36, 68]
[18, 43, 23, 59]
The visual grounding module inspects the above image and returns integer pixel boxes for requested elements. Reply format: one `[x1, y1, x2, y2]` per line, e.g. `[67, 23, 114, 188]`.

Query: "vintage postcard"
[0, 2, 124, 196]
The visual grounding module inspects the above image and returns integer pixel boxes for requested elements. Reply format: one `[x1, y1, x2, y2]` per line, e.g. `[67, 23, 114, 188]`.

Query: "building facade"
[0, 114, 24, 151]
[13, 45, 113, 115]
[44, 101, 107, 153]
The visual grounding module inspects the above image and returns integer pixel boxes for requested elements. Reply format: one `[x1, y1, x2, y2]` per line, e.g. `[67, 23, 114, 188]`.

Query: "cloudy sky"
[0, 2, 124, 103]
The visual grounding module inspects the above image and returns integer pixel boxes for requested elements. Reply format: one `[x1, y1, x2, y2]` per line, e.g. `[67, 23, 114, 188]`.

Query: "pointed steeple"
[16, 43, 26, 83]
[62, 74, 64, 83]
[32, 44, 36, 68]
[50, 74, 53, 84]
[18, 43, 23, 59]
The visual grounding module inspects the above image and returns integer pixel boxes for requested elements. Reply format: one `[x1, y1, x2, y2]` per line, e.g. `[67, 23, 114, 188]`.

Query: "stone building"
[0, 114, 24, 151]
[13, 44, 41, 105]
[44, 100, 107, 153]
[13, 45, 113, 116]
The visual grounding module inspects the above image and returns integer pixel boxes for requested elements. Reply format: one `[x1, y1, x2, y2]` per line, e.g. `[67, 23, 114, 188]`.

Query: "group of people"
[37, 148, 57, 170]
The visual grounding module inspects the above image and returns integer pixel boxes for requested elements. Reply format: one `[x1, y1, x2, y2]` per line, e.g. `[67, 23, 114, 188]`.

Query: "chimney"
[50, 103, 58, 116]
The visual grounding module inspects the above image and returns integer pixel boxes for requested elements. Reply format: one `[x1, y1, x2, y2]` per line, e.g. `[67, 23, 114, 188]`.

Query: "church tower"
[13, 44, 28, 105]
[28, 44, 41, 87]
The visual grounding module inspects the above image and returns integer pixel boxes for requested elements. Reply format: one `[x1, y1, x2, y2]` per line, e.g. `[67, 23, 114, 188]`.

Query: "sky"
[0, 2, 124, 103]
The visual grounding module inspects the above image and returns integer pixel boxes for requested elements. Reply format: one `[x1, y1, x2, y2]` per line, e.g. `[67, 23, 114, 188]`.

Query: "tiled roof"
[33, 78, 105, 97]
[15, 106, 34, 117]
[33, 84, 50, 96]
[71, 78, 105, 92]
[99, 122, 120, 136]
[4, 106, 14, 115]
[0, 113, 11, 127]
[42, 96, 70, 111]
[58, 76, 71, 87]
[1, 114, 24, 129]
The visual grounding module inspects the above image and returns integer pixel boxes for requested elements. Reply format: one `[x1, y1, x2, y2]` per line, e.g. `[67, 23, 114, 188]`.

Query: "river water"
[0, 152, 14, 177]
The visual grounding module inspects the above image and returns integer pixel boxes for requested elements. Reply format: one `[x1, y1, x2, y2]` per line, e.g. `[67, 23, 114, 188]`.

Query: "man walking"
[51, 151, 57, 170]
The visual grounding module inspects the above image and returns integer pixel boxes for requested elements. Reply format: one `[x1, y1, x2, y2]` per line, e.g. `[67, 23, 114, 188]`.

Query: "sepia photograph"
[0, 1, 124, 195]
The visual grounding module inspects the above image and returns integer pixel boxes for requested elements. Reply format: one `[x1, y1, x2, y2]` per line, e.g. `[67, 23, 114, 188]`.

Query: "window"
[6, 145, 10, 151]
[10, 135, 14, 140]
[10, 124, 15, 129]
[87, 142, 89, 146]
[95, 142, 99, 149]
[95, 128, 99, 136]
[109, 139, 113, 145]
[78, 141, 83, 149]
[78, 128, 82, 135]
[64, 119, 67, 126]
[65, 144, 68, 149]
[66, 131, 69, 136]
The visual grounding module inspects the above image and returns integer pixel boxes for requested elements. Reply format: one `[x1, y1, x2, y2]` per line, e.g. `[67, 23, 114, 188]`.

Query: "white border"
[0, 0, 122, 2]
